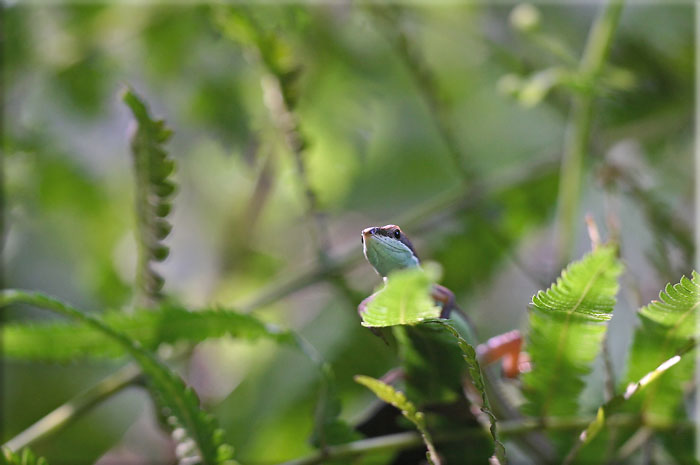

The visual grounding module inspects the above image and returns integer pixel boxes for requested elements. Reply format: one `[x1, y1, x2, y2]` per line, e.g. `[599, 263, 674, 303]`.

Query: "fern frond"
[4, 306, 294, 362]
[361, 266, 442, 328]
[623, 271, 699, 423]
[355, 375, 441, 465]
[1, 290, 236, 465]
[123, 88, 176, 305]
[522, 245, 623, 419]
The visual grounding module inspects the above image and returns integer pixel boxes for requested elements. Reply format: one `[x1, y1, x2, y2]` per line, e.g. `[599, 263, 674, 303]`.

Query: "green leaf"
[355, 375, 440, 465]
[522, 245, 623, 420]
[1, 290, 236, 465]
[4, 306, 294, 362]
[622, 271, 699, 423]
[122, 88, 176, 305]
[394, 325, 466, 405]
[425, 319, 506, 465]
[1, 447, 48, 465]
[360, 266, 442, 328]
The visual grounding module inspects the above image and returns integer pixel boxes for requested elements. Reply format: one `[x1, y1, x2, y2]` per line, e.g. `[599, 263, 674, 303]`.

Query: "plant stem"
[279, 430, 465, 465]
[3, 363, 142, 452]
[555, 0, 624, 266]
[278, 414, 692, 465]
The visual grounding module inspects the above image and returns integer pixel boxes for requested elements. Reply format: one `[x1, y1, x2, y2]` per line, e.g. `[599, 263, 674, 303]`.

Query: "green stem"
[279, 430, 465, 465]
[555, 0, 624, 266]
[278, 414, 692, 465]
[3, 363, 142, 452]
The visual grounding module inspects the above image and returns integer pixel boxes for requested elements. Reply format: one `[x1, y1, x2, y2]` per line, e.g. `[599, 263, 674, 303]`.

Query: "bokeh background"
[3, 2, 694, 464]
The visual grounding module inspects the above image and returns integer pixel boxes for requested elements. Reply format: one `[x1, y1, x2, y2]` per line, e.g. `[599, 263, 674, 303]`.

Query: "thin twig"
[366, 5, 476, 184]
[218, 141, 276, 274]
[615, 427, 653, 463]
[278, 414, 692, 465]
[238, 158, 558, 312]
[259, 73, 332, 266]
[245, 12, 362, 311]
[601, 338, 616, 402]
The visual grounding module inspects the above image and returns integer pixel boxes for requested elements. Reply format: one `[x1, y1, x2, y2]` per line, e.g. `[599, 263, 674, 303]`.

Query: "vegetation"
[3, 2, 695, 464]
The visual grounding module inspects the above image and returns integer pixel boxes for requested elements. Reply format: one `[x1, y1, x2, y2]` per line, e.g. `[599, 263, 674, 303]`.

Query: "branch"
[278, 414, 693, 465]
[555, 0, 624, 266]
[3, 364, 142, 452]
[279, 429, 469, 465]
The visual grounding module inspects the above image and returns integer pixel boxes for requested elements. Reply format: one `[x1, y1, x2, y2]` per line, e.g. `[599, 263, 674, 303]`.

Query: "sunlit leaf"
[522, 245, 623, 421]
[361, 266, 442, 328]
[355, 375, 440, 465]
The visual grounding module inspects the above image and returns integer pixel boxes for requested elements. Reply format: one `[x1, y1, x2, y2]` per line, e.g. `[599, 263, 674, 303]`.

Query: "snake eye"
[394, 229, 401, 239]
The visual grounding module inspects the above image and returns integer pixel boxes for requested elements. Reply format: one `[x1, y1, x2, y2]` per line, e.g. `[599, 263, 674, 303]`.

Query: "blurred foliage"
[2, 447, 49, 465]
[2, 2, 696, 465]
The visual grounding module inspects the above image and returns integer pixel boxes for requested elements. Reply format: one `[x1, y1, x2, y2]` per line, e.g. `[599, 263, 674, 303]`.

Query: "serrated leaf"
[522, 245, 623, 423]
[355, 375, 440, 465]
[361, 266, 442, 328]
[4, 305, 295, 362]
[123, 87, 176, 305]
[1, 290, 237, 465]
[623, 272, 699, 422]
